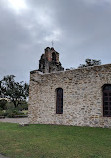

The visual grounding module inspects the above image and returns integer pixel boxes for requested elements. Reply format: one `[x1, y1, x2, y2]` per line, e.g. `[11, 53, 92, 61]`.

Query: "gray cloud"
[0, 0, 111, 82]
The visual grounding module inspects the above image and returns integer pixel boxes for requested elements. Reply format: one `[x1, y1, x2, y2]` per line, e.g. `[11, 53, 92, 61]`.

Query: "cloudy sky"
[0, 0, 111, 83]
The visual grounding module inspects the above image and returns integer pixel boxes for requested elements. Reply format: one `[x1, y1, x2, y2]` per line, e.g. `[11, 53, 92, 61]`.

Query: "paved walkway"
[0, 154, 9, 158]
[0, 117, 29, 124]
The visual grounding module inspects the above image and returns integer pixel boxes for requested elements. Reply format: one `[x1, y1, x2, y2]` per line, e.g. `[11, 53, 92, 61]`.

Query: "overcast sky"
[0, 0, 111, 83]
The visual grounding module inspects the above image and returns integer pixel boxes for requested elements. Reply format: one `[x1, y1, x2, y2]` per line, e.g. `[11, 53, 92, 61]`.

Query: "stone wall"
[28, 64, 111, 128]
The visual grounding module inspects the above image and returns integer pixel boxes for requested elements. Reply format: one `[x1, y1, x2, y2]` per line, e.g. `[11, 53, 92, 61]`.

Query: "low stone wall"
[28, 64, 111, 128]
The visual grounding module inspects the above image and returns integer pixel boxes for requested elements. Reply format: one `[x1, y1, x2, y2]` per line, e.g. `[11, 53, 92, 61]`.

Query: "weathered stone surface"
[28, 64, 111, 128]
[38, 47, 64, 73]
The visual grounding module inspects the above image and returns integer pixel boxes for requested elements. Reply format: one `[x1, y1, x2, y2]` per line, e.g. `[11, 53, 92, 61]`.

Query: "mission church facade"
[28, 47, 111, 128]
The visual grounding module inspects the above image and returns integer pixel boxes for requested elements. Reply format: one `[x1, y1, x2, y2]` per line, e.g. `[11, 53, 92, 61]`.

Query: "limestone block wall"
[28, 64, 111, 128]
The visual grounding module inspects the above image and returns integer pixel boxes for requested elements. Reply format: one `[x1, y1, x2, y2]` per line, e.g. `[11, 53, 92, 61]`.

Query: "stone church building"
[28, 47, 111, 128]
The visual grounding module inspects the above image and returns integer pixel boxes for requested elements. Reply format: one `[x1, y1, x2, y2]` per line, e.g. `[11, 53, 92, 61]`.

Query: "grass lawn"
[0, 123, 111, 158]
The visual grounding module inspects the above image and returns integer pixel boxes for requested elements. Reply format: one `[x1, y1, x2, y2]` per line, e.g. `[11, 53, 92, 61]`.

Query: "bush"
[4, 110, 14, 118]
[0, 110, 5, 116]
[0, 107, 3, 111]
[16, 101, 28, 111]
[5, 102, 14, 110]
[5, 109, 25, 118]
[0, 99, 7, 110]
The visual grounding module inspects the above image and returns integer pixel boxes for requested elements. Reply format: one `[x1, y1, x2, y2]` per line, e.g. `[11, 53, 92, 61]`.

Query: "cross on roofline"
[51, 40, 54, 47]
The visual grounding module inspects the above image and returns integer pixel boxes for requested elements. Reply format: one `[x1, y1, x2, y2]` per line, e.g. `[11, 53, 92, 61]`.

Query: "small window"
[56, 88, 63, 114]
[103, 84, 111, 117]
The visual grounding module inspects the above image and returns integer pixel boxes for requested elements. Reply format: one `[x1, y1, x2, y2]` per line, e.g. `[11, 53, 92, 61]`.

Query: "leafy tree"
[0, 75, 29, 108]
[78, 59, 101, 68]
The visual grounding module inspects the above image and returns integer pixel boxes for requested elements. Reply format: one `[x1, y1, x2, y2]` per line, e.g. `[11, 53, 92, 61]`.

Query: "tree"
[78, 59, 101, 68]
[0, 75, 29, 108]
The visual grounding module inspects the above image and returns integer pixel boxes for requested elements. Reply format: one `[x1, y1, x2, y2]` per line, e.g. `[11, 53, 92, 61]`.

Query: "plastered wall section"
[28, 64, 111, 128]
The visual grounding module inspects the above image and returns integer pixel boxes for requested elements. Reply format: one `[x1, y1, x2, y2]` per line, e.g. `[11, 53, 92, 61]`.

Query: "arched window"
[103, 84, 111, 117]
[56, 88, 63, 114]
[52, 52, 56, 62]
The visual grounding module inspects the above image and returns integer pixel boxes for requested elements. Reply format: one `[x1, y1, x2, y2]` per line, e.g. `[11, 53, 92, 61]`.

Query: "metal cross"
[51, 40, 54, 47]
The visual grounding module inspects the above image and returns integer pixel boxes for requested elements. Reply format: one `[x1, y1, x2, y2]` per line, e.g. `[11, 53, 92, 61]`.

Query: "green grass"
[0, 123, 111, 158]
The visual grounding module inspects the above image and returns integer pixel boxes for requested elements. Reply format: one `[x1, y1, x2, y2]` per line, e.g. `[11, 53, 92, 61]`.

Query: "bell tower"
[38, 47, 64, 73]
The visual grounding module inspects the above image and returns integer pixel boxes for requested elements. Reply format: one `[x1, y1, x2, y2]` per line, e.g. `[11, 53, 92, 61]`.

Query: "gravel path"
[0, 117, 29, 124]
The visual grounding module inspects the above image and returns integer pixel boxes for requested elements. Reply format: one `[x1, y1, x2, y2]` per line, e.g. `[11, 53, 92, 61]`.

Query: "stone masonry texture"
[38, 47, 64, 73]
[28, 64, 111, 128]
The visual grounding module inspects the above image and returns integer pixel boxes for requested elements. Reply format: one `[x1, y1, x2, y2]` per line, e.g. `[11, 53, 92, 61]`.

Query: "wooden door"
[56, 88, 63, 114]
[103, 85, 111, 117]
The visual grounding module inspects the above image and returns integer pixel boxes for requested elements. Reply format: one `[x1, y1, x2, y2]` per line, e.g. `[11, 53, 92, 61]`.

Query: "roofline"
[30, 63, 111, 75]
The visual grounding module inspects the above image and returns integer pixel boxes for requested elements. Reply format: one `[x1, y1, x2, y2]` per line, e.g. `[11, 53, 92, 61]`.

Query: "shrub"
[5, 110, 14, 118]
[0, 99, 7, 110]
[5, 109, 25, 118]
[16, 101, 28, 111]
[6, 102, 14, 110]
[0, 110, 5, 116]
[0, 107, 3, 111]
